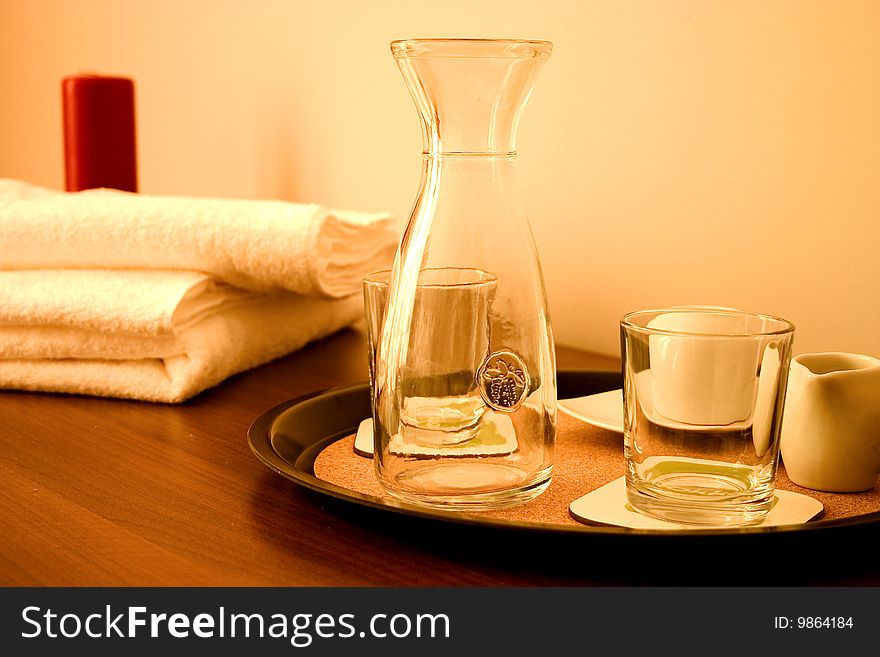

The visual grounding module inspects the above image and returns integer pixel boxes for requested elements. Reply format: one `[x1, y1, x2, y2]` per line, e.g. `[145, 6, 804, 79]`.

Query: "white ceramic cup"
[780, 352, 880, 492]
[647, 311, 761, 426]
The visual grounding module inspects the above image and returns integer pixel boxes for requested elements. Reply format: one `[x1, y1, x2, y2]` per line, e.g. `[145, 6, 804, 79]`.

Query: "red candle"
[62, 74, 138, 192]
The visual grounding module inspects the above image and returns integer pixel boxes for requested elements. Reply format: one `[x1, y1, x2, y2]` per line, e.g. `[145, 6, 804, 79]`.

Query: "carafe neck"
[392, 39, 551, 156]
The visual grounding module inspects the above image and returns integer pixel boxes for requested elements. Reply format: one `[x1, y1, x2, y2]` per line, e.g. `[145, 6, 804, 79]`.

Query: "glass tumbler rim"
[390, 38, 553, 60]
[620, 307, 795, 339]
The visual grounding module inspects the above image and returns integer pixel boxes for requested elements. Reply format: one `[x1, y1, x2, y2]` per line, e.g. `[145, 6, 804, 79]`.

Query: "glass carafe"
[373, 38, 556, 510]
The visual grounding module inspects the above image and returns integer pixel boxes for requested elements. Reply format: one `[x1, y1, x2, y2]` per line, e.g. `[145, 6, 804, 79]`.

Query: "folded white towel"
[0, 180, 391, 401]
[0, 270, 360, 402]
[0, 269, 247, 338]
[0, 179, 398, 297]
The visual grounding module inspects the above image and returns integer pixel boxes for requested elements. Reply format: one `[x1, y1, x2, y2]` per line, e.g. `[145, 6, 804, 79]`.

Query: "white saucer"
[559, 372, 755, 435]
[559, 389, 623, 433]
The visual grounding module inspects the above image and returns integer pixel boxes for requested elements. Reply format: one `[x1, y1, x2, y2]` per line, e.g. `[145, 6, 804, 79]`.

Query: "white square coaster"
[569, 477, 823, 530]
[353, 418, 375, 457]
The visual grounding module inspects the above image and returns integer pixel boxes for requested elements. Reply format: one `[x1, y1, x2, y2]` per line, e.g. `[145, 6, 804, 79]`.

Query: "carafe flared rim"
[391, 38, 552, 60]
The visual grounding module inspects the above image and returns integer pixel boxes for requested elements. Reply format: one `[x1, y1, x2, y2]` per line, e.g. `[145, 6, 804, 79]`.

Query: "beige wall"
[1, 0, 878, 358]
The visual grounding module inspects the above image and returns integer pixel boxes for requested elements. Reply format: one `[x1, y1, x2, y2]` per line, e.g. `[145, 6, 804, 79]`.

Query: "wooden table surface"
[2, 329, 878, 586]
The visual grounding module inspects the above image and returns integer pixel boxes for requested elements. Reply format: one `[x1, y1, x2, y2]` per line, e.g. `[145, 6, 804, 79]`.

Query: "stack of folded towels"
[0, 179, 398, 402]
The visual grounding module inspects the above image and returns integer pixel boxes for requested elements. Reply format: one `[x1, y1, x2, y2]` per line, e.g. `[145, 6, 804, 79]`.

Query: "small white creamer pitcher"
[780, 352, 880, 492]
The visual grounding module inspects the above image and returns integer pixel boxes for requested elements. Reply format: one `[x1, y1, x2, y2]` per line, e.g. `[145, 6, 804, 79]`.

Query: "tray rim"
[247, 369, 880, 538]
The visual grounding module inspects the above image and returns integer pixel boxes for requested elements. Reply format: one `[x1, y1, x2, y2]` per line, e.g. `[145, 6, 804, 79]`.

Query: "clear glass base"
[382, 464, 552, 511]
[400, 393, 486, 446]
[625, 471, 775, 527]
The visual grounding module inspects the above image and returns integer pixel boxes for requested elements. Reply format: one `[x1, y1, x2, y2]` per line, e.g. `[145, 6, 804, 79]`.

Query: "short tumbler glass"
[364, 268, 495, 446]
[620, 308, 795, 527]
[364, 268, 554, 511]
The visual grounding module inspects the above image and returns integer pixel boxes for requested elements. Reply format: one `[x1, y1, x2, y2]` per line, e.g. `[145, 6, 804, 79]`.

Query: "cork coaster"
[313, 412, 880, 529]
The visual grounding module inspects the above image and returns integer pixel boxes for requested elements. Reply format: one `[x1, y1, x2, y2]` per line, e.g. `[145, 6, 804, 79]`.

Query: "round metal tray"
[248, 370, 880, 538]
